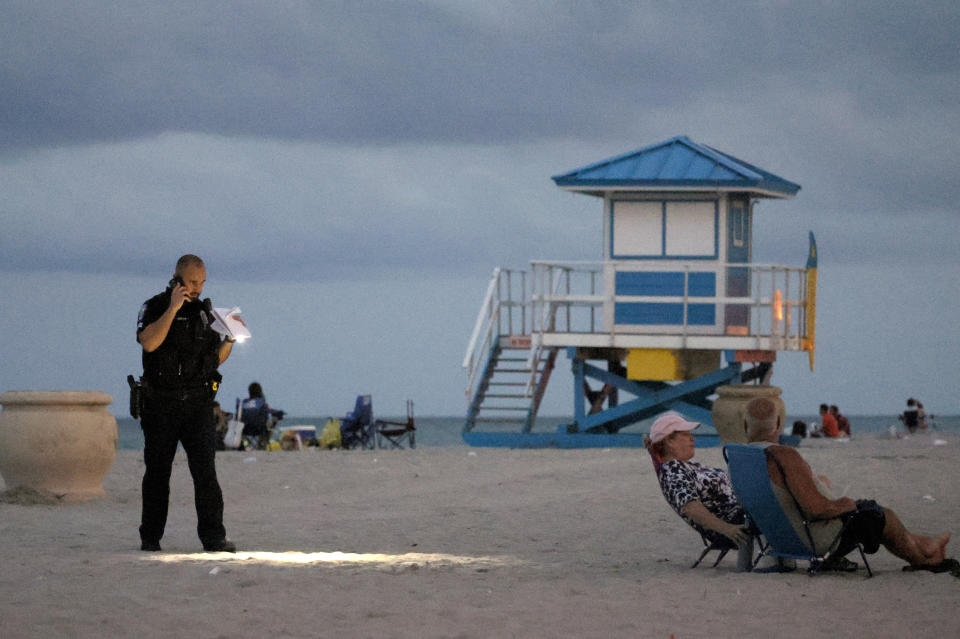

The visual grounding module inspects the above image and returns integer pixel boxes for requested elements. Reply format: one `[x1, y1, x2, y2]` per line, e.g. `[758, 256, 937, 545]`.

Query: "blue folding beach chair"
[724, 443, 872, 577]
[339, 395, 375, 450]
[239, 397, 270, 448]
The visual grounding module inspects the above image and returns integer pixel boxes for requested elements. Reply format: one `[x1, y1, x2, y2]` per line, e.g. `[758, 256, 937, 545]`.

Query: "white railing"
[465, 260, 812, 404]
[462, 268, 531, 403]
[529, 260, 810, 348]
[531, 262, 605, 336]
[523, 264, 592, 394]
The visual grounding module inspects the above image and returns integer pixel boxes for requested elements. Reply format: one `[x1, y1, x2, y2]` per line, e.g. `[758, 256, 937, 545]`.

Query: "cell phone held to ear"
[168, 275, 185, 289]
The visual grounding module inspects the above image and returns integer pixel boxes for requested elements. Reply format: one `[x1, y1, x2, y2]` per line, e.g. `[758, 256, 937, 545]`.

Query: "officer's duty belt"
[145, 384, 214, 402]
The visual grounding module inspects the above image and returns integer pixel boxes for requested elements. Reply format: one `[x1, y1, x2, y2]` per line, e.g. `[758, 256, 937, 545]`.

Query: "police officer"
[136, 254, 237, 552]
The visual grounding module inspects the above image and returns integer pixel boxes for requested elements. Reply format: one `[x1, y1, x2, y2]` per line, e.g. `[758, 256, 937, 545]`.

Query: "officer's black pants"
[139, 395, 226, 546]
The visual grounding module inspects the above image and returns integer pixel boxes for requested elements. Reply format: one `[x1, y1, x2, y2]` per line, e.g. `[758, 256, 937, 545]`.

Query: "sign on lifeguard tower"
[462, 136, 816, 447]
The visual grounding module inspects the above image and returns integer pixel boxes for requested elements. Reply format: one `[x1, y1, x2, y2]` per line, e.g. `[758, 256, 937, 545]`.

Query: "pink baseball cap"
[649, 412, 701, 443]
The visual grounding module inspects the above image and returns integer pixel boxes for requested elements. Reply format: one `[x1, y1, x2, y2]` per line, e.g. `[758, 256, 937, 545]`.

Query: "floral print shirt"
[659, 459, 745, 544]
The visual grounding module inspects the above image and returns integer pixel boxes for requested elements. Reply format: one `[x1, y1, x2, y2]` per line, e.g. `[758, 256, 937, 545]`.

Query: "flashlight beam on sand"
[143, 550, 524, 568]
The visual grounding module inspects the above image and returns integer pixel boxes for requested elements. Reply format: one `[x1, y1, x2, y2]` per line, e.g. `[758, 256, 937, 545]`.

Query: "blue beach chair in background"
[339, 395, 375, 450]
[239, 397, 270, 447]
[724, 443, 872, 577]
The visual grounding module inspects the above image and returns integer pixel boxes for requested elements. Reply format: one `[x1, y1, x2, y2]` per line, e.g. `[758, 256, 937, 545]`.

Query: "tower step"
[465, 337, 551, 435]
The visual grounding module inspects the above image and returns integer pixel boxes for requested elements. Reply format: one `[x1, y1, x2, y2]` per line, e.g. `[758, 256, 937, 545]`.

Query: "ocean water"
[114, 413, 959, 451]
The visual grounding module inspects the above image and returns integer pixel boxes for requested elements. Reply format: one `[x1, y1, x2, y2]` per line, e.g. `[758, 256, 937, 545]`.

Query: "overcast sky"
[1, 1, 958, 422]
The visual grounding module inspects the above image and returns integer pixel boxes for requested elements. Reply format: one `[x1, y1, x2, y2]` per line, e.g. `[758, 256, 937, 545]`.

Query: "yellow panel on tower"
[627, 348, 720, 381]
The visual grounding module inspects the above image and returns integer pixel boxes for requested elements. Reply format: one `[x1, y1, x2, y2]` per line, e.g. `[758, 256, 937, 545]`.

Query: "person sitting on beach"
[791, 420, 807, 438]
[240, 382, 285, 449]
[819, 403, 840, 438]
[899, 398, 920, 434]
[645, 413, 751, 548]
[212, 401, 232, 451]
[744, 397, 956, 573]
[829, 405, 851, 438]
[917, 401, 929, 431]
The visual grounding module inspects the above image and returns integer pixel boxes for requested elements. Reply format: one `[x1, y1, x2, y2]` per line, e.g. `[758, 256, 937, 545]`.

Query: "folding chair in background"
[239, 397, 270, 449]
[339, 395, 375, 450]
[647, 445, 740, 568]
[724, 443, 872, 577]
[375, 399, 416, 449]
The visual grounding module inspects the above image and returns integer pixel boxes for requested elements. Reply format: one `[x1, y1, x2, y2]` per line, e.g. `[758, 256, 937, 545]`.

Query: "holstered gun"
[127, 375, 143, 419]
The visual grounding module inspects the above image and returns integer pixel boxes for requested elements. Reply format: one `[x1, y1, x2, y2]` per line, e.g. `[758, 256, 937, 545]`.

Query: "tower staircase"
[464, 336, 558, 433]
[463, 268, 559, 434]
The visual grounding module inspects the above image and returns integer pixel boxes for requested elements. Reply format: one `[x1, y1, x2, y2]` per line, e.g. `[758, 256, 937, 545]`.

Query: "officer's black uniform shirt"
[137, 290, 222, 391]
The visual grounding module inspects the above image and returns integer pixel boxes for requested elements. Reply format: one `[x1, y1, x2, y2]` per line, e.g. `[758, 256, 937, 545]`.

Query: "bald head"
[175, 254, 204, 275]
[744, 397, 781, 443]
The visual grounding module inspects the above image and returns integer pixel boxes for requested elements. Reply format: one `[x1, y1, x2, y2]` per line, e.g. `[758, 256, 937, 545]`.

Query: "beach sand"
[1, 434, 958, 638]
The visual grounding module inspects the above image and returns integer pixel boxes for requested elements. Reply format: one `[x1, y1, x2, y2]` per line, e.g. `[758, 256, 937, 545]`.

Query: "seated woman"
[240, 382, 285, 449]
[645, 412, 750, 548]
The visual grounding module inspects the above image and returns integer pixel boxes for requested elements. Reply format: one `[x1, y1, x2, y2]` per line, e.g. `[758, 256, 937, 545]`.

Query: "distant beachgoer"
[745, 397, 956, 574]
[830, 405, 851, 437]
[819, 403, 839, 438]
[900, 398, 920, 434]
[240, 382, 285, 449]
[791, 420, 807, 437]
[917, 401, 929, 431]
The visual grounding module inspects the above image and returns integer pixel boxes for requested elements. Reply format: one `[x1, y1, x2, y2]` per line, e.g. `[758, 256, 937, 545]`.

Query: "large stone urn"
[711, 385, 786, 444]
[0, 391, 118, 501]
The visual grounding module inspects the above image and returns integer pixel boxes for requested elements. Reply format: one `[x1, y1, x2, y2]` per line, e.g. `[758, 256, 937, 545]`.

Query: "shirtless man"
[744, 397, 952, 571]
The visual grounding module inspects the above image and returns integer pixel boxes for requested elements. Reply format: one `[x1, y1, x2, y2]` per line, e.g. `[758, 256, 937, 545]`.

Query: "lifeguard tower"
[462, 136, 817, 447]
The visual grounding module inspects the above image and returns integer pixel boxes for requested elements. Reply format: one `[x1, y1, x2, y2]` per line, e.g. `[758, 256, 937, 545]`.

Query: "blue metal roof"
[552, 136, 801, 198]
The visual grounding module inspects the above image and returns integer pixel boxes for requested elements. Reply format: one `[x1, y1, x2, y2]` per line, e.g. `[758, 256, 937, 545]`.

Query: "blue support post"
[571, 354, 586, 424]
[568, 354, 743, 435]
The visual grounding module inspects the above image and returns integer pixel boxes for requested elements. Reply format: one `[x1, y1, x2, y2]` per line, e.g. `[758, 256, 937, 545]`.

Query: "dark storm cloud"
[0, 0, 597, 149]
[0, 135, 598, 280]
[2, 1, 958, 151]
[2, 1, 958, 281]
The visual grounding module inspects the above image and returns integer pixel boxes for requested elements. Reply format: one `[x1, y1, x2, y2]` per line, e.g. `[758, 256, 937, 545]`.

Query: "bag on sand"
[224, 418, 244, 449]
[319, 418, 342, 449]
